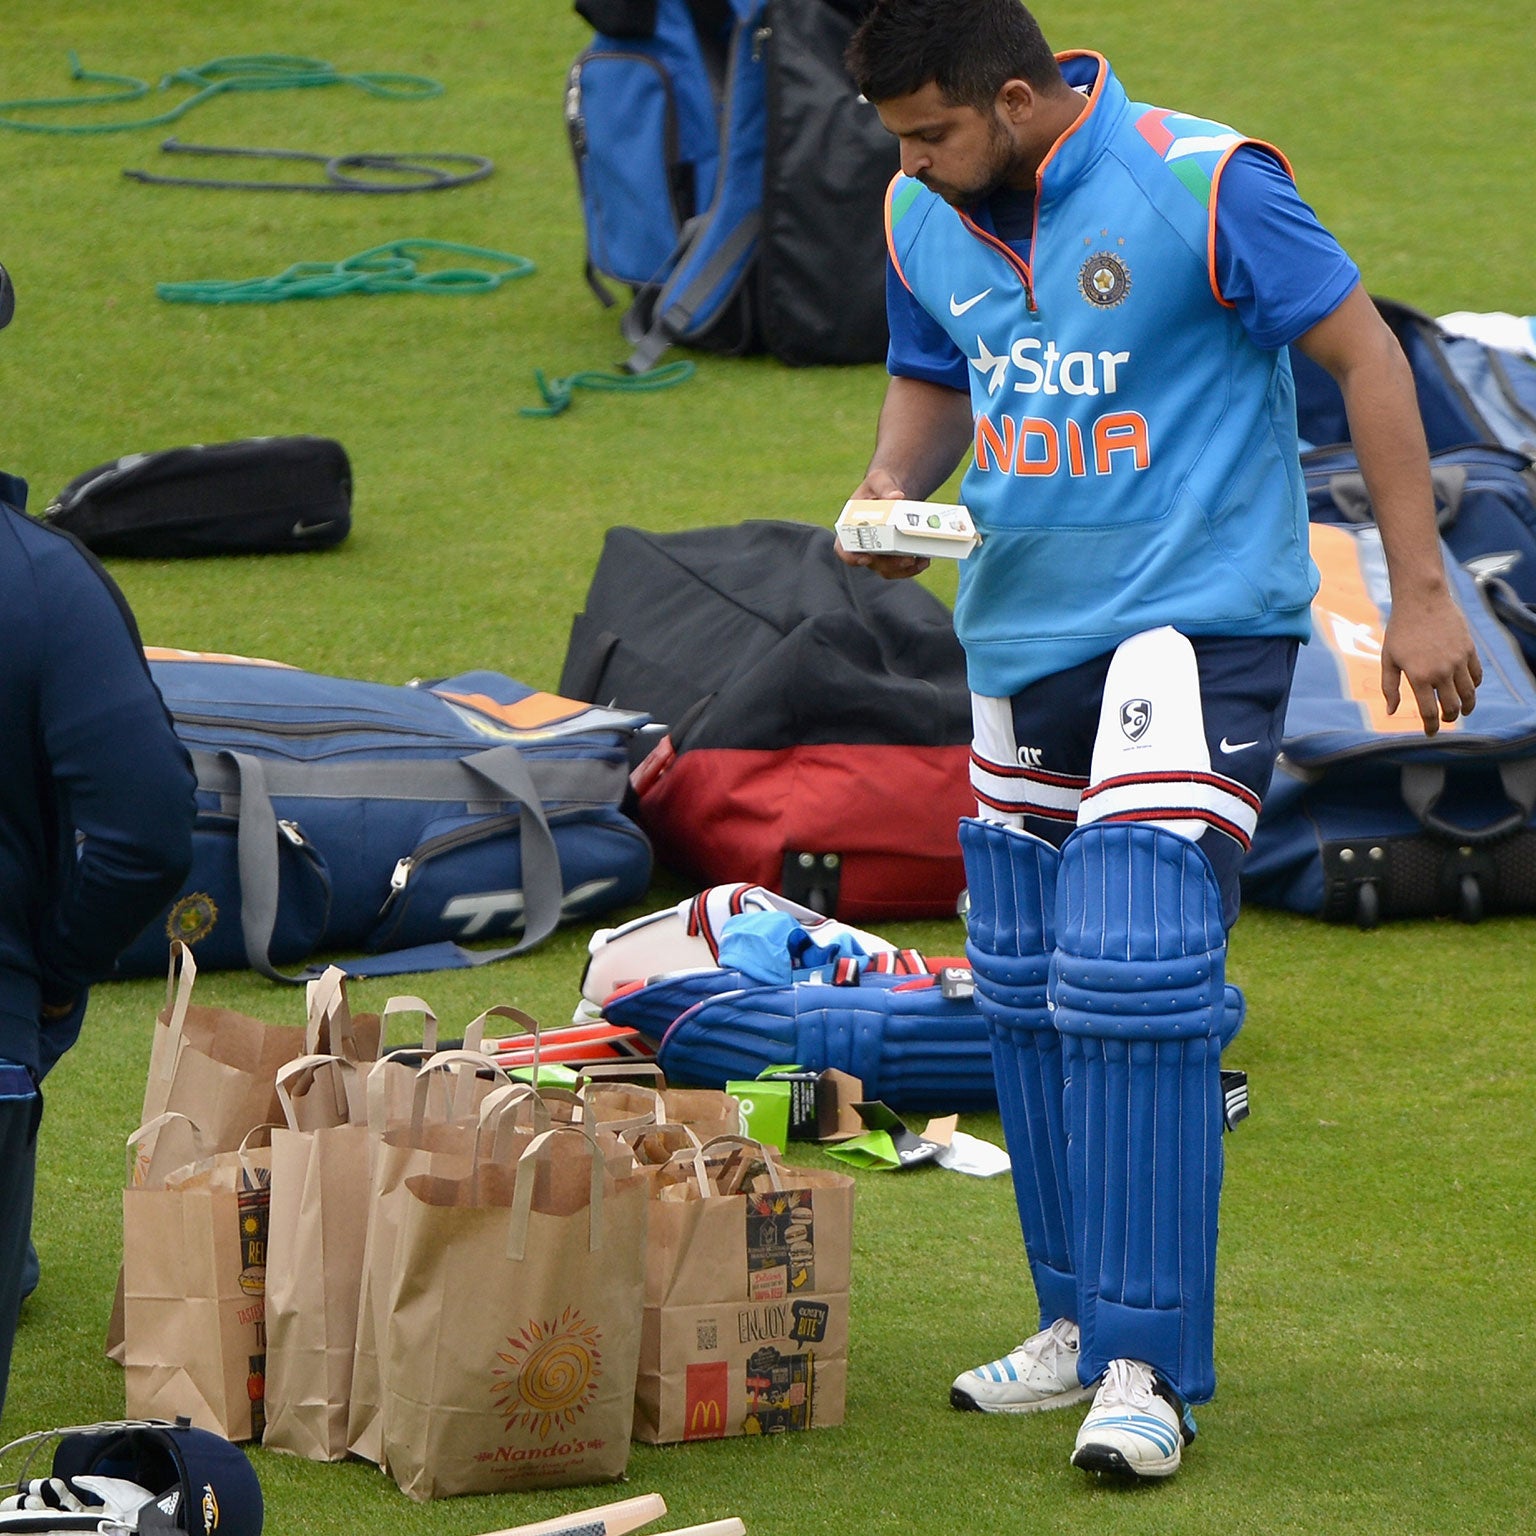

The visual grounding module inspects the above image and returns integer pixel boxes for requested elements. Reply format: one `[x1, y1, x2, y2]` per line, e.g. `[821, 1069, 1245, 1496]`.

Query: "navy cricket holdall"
[1241, 521, 1536, 926]
[117, 650, 655, 980]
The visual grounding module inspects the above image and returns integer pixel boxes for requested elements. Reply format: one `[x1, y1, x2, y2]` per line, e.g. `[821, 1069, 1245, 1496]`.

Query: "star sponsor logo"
[967, 335, 1010, 395]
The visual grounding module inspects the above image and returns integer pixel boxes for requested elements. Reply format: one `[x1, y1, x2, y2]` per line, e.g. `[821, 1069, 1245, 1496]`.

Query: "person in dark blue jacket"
[0, 259, 196, 1425]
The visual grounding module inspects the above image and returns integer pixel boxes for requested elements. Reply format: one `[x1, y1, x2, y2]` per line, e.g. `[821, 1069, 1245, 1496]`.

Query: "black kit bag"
[560, 520, 973, 921]
[41, 435, 352, 557]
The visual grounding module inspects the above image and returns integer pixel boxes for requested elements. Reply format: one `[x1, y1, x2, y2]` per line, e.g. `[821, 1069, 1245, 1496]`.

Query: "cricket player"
[838, 0, 1480, 1480]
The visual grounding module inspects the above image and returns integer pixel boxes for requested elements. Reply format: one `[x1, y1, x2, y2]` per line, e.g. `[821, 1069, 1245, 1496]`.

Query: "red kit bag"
[561, 520, 972, 921]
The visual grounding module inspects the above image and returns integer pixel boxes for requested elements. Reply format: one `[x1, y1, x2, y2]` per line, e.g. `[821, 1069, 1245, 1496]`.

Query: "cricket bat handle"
[473, 1492, 667, 1536]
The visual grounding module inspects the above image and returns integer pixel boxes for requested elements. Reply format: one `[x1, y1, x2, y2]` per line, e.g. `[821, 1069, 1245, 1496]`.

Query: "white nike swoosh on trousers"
[949, 288, 992, 316]
[1219, 737, 1259, 753]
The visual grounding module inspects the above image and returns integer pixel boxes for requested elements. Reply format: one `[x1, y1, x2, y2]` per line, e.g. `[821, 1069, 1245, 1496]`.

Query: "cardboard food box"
[633, 1162, 854, 1443]
[834, 498, 979, 559]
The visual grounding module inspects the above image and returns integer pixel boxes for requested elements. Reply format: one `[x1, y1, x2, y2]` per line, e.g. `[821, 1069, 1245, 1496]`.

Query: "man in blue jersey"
[840, 0, 1480, 1482]
[0, 259, 196, 1424]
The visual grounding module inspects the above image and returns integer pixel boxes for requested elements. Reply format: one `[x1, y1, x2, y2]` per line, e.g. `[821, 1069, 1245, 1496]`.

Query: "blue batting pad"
[960, 817, 1075, 1331]
[639, 967, 995, 1112]
[1054, 821, 1227, 1404]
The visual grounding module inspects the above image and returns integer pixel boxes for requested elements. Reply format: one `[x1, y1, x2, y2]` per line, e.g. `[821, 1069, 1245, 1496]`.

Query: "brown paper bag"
[346, 1044, 511, 1466]
[633, 1136, 854, 1443]
[576, 1063, 740, 1144]
[142, 943, 306, 1150]
[122, 1124, 274, 1443]
[381, 1124, 648, 1501]
[261, 1054, 370, 1461]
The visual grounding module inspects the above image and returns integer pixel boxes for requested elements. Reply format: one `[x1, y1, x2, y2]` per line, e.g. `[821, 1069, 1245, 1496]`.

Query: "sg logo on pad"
[1119, 699, 1152, 741]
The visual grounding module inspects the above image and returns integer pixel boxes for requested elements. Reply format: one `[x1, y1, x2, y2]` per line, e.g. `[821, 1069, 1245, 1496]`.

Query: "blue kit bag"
[1290, 294, 1536, 464]
[1242, 522, 1536, 925]
[116, 651, 654, 980]
[1303, 441, 1536, 674]
[565, 0, 895, 369]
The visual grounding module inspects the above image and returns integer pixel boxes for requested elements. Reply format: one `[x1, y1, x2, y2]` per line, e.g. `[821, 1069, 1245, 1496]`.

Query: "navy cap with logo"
[0, 264, 12, 330]
[47, 1419, 262, 1536]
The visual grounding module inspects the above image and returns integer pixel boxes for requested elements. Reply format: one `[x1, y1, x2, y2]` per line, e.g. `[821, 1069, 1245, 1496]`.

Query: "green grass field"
[2, 2, 1533, 1533]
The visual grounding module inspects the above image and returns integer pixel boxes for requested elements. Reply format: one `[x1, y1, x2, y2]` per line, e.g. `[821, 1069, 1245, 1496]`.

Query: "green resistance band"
[0, 52, 441, 134]
[521, 361, 696, 418]
[156, 240, 535, 304]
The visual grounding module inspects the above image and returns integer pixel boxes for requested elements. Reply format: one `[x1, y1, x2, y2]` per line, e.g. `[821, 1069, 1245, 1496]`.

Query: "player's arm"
[840, 257, 974, 579]
[1293, 285, 1482, 733]
[34, 541, 196, 1005]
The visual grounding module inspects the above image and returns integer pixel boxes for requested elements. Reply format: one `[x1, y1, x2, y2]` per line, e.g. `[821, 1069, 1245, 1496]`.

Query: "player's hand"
[839, 548, 931, 579]
[834, 469, 932, 580]
[1380, 596, 1482, 735]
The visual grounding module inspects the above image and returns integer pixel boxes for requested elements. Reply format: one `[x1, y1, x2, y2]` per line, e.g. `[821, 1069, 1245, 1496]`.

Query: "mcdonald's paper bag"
[380, 1125, 648, 1500]
[633, 1137, 853, 1443]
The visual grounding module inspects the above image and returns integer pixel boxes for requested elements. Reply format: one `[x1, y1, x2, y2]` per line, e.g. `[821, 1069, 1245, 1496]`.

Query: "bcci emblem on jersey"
[1079, 250, 1131, 307]
[1120, 698, 1152, 741]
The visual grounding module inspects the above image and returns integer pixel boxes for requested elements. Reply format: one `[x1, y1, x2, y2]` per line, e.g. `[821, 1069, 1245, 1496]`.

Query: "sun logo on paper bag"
[492, 1307, 603, 1437]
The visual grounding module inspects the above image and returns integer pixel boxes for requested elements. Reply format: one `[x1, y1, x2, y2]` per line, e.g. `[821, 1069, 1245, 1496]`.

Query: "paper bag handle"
[125, 1110, 206, 1187]
[236, 1123, 276, 1190]
[381, 993, 439, 1055]
[464, 1004, 538, 1062]
[574, 1061, 668, 1089]
[696, 1135, 786, 1195]
[275, 1053, 363, 1130]
[409, 1049, 509, 1133]
[476, 1082, 552, 1164]
[507, 1125, 606, 1260]
[153, 941, 199, 1085]
[579, 1079, 662, 1136]
[304, 966, 364, 1060]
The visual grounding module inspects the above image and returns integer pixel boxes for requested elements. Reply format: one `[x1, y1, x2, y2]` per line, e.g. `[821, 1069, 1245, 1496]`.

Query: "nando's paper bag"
[346, 1045, 512, 1467]
[122, 1125, 273, 1444]
[380, 1124, 648, 1501]
[633, 1136, 853, 1444]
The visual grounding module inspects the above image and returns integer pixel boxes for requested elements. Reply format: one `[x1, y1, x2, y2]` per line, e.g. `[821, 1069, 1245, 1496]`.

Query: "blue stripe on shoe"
[1089, 1414, 1180, 1456]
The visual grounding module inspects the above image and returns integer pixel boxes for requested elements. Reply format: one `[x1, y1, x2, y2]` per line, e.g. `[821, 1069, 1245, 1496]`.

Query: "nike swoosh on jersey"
[291, 519, 336, 537]
[949, 288, 992, 316]
[1218, 736, 1259, 753]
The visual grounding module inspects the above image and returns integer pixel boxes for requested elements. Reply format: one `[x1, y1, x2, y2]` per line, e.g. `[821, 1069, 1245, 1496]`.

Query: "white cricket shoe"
[1070, 1358, 1195, 1479]
[949, 1318, 1093, 1413]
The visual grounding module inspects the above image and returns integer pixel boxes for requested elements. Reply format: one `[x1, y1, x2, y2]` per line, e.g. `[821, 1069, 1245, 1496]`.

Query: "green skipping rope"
[521, 361, 696, 417]
[0, 53, 441, 134]
[156, 240, 535, 305]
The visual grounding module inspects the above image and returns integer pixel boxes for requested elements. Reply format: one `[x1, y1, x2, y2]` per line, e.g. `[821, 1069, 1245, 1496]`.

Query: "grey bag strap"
[624, 210, 761, 374]
[220, 742, 565, 983]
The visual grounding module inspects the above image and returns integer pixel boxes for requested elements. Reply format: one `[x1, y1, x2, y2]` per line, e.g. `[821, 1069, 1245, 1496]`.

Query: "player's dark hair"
[845, 0, 1063, 110]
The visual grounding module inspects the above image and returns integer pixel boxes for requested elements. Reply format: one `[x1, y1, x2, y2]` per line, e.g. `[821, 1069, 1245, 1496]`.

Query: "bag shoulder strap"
[214, 743, 564, 983]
